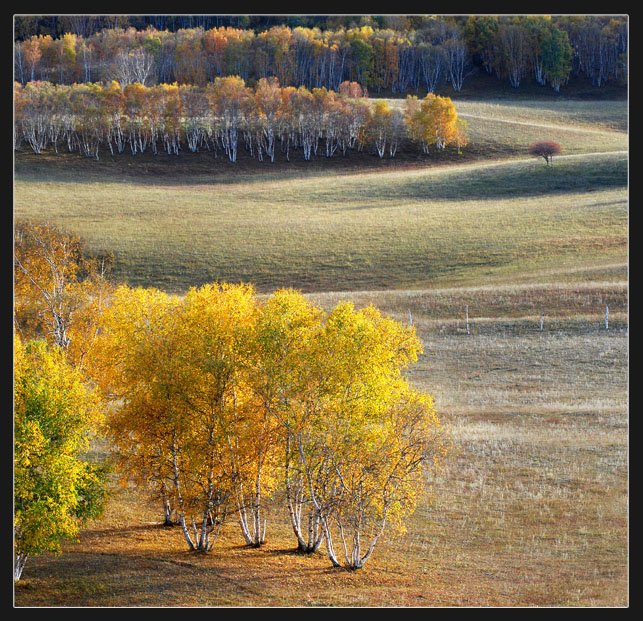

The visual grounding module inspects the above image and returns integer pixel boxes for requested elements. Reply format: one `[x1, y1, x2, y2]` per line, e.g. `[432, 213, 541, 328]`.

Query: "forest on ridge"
[14, 15, 627, 94]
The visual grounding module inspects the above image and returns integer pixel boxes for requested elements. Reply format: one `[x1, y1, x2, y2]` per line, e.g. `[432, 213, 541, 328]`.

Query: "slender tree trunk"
[285, 433, 309, 550]
[161, 490, 174, 526]
[14, 551, 28, 581]
[323, 519, 341, 568]
[171, 437, 196, 550]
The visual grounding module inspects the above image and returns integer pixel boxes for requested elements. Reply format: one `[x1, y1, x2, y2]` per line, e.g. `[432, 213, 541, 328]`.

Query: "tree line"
[14, 78, 468, 162]
[14, 221, 448, 579]
[14, 16, 628, 95]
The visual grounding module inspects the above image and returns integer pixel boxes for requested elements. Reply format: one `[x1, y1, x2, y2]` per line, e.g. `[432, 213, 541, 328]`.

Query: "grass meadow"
[13, 97, 628, 607]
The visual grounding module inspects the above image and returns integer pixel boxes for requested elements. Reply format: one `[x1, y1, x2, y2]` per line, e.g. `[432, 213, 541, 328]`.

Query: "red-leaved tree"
[528, 140, 561, 165]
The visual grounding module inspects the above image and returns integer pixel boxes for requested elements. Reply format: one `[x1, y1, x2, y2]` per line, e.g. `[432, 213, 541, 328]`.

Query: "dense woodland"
[14, 15, 628, 94]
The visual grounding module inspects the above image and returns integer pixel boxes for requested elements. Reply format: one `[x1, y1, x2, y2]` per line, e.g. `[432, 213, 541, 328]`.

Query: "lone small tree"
[528, 140, 561, 166]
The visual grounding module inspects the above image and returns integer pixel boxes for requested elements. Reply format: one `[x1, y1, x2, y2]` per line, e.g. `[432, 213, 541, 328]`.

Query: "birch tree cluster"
[14, 221, 447, 575]
[14, 16, 627, 95]
[90, 283, 448, 570]
[14, 78, 465, 162]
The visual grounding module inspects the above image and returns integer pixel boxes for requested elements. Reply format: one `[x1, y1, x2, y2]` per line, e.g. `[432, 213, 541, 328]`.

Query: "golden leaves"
[92, 281, 447, 562]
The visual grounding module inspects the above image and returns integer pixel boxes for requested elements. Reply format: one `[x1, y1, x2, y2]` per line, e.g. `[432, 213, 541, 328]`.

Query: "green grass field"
[14, 142, 627, 294]
[13, 96, 629, 607]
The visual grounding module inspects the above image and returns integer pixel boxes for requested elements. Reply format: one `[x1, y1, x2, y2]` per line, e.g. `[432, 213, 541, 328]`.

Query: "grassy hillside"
[13, 96, 628, 607]
[14, 154, 627, 293]
[14, 129, 627, 294]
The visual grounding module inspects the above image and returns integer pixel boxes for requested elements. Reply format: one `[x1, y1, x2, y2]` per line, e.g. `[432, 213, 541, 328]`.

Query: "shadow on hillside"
[15, 147, 627, 202]
[15, 146, 461, 186]
[321, 154, 628, 206]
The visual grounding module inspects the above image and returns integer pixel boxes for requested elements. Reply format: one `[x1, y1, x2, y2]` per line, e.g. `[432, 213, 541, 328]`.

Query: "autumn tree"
[367, 100, 392, 158]
[338, 80, 364, 98]
[96, 282, 280, 550]
[364, 100, 404, 159]
[291, 85, 316, 160]
[69, 82, 109, 159]
[207, 75, 250, 162]
[92, 281, 448, 566]
[249, 294, 447, 568]
[15, 81, 52, 154]
[174, 283, 278, 549]
[529, 140, 561, 165]
[90, 285, 185, 528]
[122, 81, 152, 155]
[326, 382, 447, 569]
[180, 84, 209, 153]
[158, 83, 183, 156]
[248, 289, 326, 553]
[404, 93, 459, 154]
[14, 220, 113, 370]
[253, 76, 283, 162]
[14, 18, 628, 93]
[23, 36, 43, 82]
[295, 302, 446, 569]
[102, 80, 126, 154]
[14, 336, 108, 581]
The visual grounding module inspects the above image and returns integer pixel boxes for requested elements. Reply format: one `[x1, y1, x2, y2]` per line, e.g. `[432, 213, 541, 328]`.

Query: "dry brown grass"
[14, 282, 628, 607]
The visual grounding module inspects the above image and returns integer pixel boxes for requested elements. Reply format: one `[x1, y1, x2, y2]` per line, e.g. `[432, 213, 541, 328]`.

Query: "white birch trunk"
[14, 552, 29, 581]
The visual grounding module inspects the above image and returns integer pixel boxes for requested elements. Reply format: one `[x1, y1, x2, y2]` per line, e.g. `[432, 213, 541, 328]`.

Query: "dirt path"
[458, 112, 627, 135]
[331, 149, 628, 183]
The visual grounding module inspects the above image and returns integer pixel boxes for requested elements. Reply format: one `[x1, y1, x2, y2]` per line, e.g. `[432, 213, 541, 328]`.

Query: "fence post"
[465, 304, 470, 335]
[540, 311, 544, 332]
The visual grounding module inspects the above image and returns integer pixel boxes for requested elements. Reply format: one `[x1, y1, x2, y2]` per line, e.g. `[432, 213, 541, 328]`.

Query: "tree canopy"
[528, 140, 562, 165]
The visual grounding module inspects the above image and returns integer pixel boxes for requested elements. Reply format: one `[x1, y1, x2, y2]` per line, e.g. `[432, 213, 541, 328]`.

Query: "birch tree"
[404, 93, 460, 154]
[495, 22, 529, 88]
[111, 48, 155, 87]
[254, 77, 282, 162]
[176, 283, 277, 549]
[207, 76, 250, 162]
[444, 35, 469, 92]
[304, 302, 442, 569]
[327, 383, 447, 570]
[249, 289, 326, 553]
[91, 285, 185, 528]
[367, 100, 392, 159]
[417, 42, 446, 93]
[14, 336, 108, 581]
[14, 220, 113, 369]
